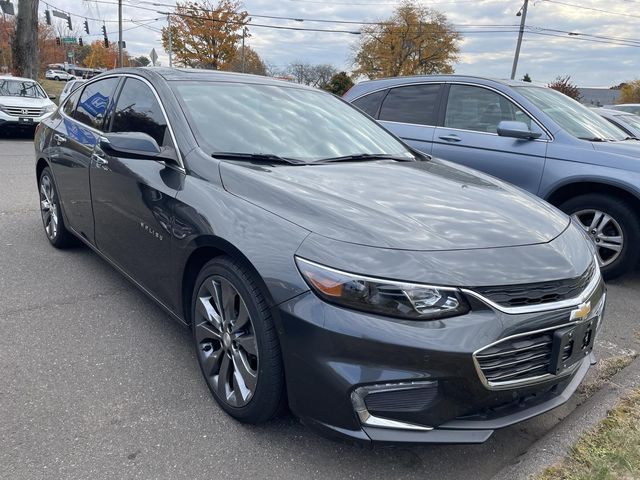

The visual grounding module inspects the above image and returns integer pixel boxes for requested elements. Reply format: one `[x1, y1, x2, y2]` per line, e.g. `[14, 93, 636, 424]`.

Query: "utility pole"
[168, 14, 172, 67]
[241, 26, 246, 73]
[118, 0, 123, 67]
[510, 0, 528, 80]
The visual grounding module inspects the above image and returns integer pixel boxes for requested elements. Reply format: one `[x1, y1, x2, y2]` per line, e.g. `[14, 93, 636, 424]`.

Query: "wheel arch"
[36, 157, 50, 184]
[545, 180, 640, 212]
[179, 235, 277, 325]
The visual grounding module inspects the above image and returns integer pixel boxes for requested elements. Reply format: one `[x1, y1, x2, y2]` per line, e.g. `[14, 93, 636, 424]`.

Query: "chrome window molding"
[472, 290, 606, 391]
[58, 73, 186, 172]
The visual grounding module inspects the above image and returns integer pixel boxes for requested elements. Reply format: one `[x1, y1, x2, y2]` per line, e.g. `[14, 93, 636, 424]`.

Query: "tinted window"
[379, 84, 440, 125]
[445, 85, 531, 133]
[352, 90, 387, 118]
[111, 78, 170, 147]
[74, 77, 119, 130]
[62, 87, 82, 116]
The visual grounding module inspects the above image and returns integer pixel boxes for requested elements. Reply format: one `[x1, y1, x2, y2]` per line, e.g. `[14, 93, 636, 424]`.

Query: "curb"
[492, 354, 640, 480]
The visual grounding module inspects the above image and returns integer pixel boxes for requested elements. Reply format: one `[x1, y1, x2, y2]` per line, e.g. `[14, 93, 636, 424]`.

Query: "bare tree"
[12, 0, 39, 79]
[286, 61, 337, 88]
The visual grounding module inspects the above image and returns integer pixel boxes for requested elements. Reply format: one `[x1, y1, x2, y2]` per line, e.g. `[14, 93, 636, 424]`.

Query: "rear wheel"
[559, 193, 640, 279]
[54, 76, 59, 81]
[191, 257, 285, 423]
[39, 167, 75, 248]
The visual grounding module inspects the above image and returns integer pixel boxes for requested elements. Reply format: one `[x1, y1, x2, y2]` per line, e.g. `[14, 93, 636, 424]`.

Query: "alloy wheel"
[194, 276, 259, 408]
[572, 209, 624, 267]
[40, 174, 59, 240]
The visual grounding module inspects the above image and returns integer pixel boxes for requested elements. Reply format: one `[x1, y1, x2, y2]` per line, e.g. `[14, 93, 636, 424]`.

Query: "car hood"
[0, 96, 54, 108]
[220, 159, 570, 251]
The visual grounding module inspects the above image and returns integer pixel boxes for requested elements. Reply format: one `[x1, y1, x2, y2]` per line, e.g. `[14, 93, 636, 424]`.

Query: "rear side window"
[74, 77, 119, 131]
[110, 78, 171, 147]
[352, 90, 387, 118]
[62, 87, 82, 116]
[379, 84, 441, 126]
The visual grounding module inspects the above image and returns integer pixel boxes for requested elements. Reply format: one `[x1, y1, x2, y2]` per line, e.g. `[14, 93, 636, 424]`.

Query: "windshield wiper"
[211, 152, 306, 165]
[312, 153, 416, 164]
[578, 137, 609, 142]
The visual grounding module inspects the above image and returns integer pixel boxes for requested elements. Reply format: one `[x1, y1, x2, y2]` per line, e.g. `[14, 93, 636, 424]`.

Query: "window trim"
[442, 82, 553, 142]
[58, 73, 185, 172]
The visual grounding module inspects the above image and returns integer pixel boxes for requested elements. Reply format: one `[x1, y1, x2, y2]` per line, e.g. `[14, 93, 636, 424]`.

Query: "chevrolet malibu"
[35, 68, 605, 444]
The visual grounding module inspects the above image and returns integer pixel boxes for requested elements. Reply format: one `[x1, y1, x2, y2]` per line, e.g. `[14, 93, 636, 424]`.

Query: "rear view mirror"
[99, 132, 162, 158]
[48, 94, 56, 100]
[497, 120, 542, 140]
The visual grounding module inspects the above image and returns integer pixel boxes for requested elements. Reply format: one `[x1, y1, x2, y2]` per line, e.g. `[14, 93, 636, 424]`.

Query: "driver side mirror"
[99, 132, 177, 163]
[497, 120, 542, 140]
[48, 94, 56, 100]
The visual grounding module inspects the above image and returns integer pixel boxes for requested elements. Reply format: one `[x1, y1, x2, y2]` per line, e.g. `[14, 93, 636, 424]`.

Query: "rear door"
[376, 83, 443, 154]
[90, 76, 185, 305]
[431, 84, 548, 194]
[50, 76, 120, 243]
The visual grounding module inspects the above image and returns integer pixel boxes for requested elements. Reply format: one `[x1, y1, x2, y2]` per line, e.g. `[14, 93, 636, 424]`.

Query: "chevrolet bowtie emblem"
[570, 301, 591, 321]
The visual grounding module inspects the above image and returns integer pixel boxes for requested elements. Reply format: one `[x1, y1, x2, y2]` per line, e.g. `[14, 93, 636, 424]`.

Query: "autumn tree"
[619, 80, 640, 103]
[324, 72, 354, 96]
[548, 75, 581, 101]
[81, 40, 129, 69]
[131, 55, 151, 67]
[222, 45, 266, 75]
[353, 0, 460, 79]
[161, 0, 249, 69]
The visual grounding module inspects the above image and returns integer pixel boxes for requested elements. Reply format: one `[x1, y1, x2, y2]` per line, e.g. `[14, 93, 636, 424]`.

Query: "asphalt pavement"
[1, 132, 638, 480]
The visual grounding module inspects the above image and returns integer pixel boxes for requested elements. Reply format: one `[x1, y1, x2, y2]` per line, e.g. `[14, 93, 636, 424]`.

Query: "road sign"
[149, 48, 158, 66]
[61, 37, 77, 45]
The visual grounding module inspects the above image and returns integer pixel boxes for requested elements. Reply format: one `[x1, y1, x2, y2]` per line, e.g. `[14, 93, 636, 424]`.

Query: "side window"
[445, 85, 532, 134]
[379, 84, 441, 126]
[74, 77, 119, 131]
[352, 90, 387, 118]
[62, 87, 82, 116]
[110, 78, 171, 147]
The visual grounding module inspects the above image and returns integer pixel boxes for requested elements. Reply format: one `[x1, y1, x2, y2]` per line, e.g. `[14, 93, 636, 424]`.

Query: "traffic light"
[78, 37, 83, 47]
[102, 24, 109, 48]
[66, 15, 72, 30]
[84, 20, 89, 34]
[44, 10, 51, 25]
[55, 37, 61, 46]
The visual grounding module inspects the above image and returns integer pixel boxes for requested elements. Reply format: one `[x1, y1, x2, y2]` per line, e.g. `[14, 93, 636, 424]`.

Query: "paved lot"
[1, 133, 638, 480]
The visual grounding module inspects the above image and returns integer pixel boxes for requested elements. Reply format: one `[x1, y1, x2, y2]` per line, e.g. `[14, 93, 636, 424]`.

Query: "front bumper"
[0, 111, 53, 127]
[275, 276, 605, 445]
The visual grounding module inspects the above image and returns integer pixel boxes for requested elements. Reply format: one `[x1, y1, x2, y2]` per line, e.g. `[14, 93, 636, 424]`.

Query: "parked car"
[606, 104, 640, 115]
[59, 78, 86, 103]
[344, 76, 640, 279]
[35, 68, 604, 445]
[45, 69, 75, 81]
[0, 76, 57, 129]
[595, 108, 640, 139]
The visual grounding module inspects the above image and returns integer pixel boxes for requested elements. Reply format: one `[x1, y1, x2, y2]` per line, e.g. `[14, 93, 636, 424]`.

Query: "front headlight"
[295, 257, 469, 320]
[43, 104, 57, 113]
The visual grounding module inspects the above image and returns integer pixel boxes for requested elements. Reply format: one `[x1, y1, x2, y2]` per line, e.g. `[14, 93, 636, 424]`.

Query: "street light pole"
[118, 0, 123, 67]
[510, 0, 528, 80]
[241, 26, 246, 73]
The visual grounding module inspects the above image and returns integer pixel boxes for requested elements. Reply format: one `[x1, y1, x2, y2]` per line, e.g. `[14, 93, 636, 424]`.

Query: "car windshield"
[617, 114, 640, 131]
[0, 79, 46, 98]
[515, 86, 627, 141]
[171, 82, 415, 163]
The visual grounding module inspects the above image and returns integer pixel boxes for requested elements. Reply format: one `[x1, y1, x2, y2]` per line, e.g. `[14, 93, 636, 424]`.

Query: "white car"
[45, 69, 75, 81]
[59, 79, 86, 103]
[0, 76, 57, 128]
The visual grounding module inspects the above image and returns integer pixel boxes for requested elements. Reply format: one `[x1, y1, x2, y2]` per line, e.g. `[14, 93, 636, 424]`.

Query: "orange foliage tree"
[82, 40, 129, 69]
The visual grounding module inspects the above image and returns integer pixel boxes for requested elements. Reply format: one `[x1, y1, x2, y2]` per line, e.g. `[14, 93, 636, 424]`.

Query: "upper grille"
[472, 262, 595, 308]
[475, 328, 573, 386]
[2, 106, 44, 117]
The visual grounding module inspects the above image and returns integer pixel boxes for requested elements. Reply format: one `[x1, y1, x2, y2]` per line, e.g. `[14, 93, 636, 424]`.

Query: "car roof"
[93, 67, 319, 90]
[595, 107, 636, 117]
[0, 75, 39, 82]
[352, 74, 535, 88]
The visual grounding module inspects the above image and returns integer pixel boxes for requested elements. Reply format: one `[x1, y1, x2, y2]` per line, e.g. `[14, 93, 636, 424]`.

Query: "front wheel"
[559, 193, 640, 279]
[191, 257, 285, 424]
[54, 76, 59, 81]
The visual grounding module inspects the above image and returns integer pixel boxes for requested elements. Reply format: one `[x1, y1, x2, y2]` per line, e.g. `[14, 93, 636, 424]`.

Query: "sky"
[41, 0, 640, 87]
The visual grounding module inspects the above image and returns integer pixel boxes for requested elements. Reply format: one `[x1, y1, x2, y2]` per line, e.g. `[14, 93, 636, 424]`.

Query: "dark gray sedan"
[34, 68, 604, 444]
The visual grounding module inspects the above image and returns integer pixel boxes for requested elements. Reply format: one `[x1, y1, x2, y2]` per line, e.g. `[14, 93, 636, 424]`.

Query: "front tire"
[191, 257, 285, 424]
[38, 167, 75, 248]
[559, 193, 640, 279]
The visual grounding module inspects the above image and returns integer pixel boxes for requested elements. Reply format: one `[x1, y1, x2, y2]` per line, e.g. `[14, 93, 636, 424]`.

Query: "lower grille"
[3, 106, 43, 117]
[364, 383, 438, 413]
[475, 328, 574, 387]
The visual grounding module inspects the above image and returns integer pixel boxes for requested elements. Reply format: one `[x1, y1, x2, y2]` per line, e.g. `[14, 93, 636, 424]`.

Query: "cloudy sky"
[46, 0, 639, 87]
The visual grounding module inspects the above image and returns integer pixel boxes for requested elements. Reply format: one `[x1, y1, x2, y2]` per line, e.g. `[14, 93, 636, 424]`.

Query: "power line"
[541, 0, 640, 20]
[42, 1, 157, 23]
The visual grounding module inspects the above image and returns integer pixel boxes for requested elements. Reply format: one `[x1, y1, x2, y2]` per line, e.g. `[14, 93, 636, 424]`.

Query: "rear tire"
[559, 193, 640, 279]
[38, 167, 75, 248]
[191, 256, 286, 424]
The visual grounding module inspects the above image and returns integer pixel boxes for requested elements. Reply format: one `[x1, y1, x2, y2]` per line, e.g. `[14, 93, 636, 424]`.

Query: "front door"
[90, 76, 185, 307]
[432, 84, 548, 194]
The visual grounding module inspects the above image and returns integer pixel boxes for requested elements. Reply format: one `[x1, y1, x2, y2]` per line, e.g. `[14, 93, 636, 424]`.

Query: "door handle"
[53, 133, 66, 144]
[438, 134, 462, 142]
[92, 153, 109, 169]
